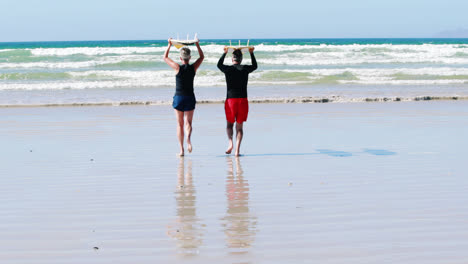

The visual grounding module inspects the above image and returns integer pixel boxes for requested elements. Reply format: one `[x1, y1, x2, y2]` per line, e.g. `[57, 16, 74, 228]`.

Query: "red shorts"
[225, 98, 249, 124]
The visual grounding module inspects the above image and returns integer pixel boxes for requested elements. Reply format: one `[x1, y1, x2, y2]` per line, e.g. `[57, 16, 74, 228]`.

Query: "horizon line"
[2, 37, 468, 44]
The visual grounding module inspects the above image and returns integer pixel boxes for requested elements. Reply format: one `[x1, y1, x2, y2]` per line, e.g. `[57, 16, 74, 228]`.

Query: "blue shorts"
[173, 95, 196, 112]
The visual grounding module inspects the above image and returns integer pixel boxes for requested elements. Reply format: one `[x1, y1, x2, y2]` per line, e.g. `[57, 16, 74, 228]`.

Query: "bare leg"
[174, 109, 185, 156]
[226, 121, 234, 154]
[234, 122, 244, 156]
[184, 110, 194, 153]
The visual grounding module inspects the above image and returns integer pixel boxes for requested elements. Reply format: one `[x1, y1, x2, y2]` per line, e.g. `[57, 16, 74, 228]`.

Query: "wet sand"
[1, 101, 468, 263]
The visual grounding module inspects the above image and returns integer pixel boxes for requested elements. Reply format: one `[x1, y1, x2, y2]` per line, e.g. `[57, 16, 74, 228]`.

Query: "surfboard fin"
[171, 33, 198, 49]
[225, 40, 254, 52]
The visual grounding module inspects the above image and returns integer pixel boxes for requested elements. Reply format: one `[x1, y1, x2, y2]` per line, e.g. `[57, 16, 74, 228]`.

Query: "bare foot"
[234, 147, 243, 157]
[226, 142, 233, 154]
[178, 151, 184, 157]
[187, 141, 192, 153]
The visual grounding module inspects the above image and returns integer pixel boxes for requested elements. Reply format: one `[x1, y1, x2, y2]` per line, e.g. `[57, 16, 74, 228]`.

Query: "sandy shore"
[1, 101, 468, 263]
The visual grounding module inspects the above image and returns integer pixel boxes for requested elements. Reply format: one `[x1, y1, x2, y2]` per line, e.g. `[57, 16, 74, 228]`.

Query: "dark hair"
[232, 49, 243, 62]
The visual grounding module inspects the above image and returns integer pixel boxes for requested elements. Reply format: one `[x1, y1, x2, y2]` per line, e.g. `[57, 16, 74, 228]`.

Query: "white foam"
[2, 43, 468, 90]
[3, 43, 468, 70]
[340, 79, 468, 85]
[29, 47, 168, 56]
[2, 67, 468, 90]
[0, 55, 164, 69]
[21, 43, 468, 58]
[256, 54, 468, 66]
[253, 67, 468, 76]
[0, 70, 227, 90]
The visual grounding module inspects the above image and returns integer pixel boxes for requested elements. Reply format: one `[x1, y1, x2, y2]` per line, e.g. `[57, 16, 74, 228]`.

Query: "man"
[217, 47, 257, 156]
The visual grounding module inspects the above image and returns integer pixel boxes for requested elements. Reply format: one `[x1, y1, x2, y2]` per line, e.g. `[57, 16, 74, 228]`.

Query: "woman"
[164, 38, 204, 156]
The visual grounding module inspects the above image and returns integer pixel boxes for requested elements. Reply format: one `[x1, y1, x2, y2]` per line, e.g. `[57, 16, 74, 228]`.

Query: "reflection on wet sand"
[167, 158, 204, 255]
[222, 157, 257, 253]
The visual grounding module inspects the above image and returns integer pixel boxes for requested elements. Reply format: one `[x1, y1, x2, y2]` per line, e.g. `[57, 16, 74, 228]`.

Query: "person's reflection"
[167, 158, 203, 255]
[221, 157, 257, 253]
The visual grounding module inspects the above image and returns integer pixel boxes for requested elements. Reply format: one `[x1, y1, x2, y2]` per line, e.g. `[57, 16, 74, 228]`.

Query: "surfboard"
[171, 39, 198, 49]
[171, 34, 198, 49]
[225, 40, 254, 52]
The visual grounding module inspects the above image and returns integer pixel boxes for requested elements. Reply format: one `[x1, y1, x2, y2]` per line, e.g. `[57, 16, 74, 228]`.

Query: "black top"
[217, 52, 257, 98]
[175, 64, 195, 96]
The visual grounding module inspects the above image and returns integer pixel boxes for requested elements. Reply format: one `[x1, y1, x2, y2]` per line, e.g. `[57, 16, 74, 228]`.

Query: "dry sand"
[1, 101, 468, 264]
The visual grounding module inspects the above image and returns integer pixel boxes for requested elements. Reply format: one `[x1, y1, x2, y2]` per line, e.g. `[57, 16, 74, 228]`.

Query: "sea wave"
[2, 68, 468, 89]
[0, 72, 73, 81]
[2, 42, 468, 91]
[0, 49, 33, 57]
[29, 47, 168, 56]
[2, 40, 468, 106]
[0, 55, 164, 69]
[1, 43, 468, 70]
[452, 52, 468, 58]
[3, 43, 467, 57]
[3, 56, 468, 69]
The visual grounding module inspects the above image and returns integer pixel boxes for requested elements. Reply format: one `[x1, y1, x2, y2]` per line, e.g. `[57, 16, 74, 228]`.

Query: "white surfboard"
[171, 34, 198, 49]
[225, 40, 254, 52]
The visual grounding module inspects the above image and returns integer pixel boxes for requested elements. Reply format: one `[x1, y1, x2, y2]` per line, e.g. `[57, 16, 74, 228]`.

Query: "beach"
[1, 101, 468, 263]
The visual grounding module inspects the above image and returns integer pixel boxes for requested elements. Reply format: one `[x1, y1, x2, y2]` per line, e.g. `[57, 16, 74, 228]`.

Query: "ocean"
[1, 38, 468, 106]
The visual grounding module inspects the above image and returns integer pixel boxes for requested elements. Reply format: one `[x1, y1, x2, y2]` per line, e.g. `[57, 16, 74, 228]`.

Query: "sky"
[1, 0, 468, 42]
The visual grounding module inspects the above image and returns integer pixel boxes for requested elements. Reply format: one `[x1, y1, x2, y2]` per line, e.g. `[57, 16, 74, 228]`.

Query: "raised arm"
[192, 38, 204, 72]
[247, 47, 257, 73]
[217, 47, 228, 72]
[163, 38, 179, 72]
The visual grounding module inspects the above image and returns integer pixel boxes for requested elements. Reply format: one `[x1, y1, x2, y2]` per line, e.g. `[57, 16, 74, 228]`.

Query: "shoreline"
[0, 95, 466, 108]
